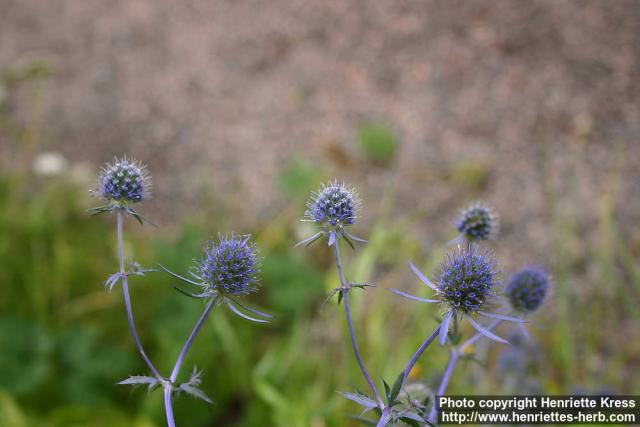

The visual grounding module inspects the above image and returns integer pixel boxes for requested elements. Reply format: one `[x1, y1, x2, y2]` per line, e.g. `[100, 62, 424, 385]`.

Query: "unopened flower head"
[438, 246, 498, 314]
[456, 202, 498, 241]
[197, 234, 260, 297]
[305, 181, 359, 231]
[506, 267, 549, 313]
[97, 157, 150, 204]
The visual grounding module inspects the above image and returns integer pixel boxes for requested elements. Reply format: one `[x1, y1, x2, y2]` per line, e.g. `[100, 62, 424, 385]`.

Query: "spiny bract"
[456, 202, 498, 241]
[438, 246, 498, 314]
[97, 157, 150, 204]
[197, 234, 260, 297]
[505, 267, 549, 312]
[305, 181, 359, 231]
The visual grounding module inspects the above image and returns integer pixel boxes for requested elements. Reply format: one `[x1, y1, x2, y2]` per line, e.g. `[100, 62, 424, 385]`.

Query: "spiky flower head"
[305, 181, 359, 231]
[196, 234, 260, 297]
[437, 246, 498, 315]
[505, 267, 549, 313]
[97, 157, 151, 204]
[456, 202, 498, 241]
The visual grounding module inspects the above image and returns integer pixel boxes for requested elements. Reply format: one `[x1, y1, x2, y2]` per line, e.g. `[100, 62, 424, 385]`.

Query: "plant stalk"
[428, 319, 503, 423]
[334, 240, 385, 409]
[401, 324, 441, 385]
[117, 209, 162, 379]
[163, 297, 216, 427]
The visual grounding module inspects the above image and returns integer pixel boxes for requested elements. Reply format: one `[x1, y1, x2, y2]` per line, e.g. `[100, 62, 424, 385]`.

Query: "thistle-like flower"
[197, 233, 260, 297]
[455, 202, 498, 242]
[97, 156, 151, 204]
[89, 156, 152, 222]
[438, 246, 498, 314]
[393, 246, 524, 345]
[505, 267, 549, 313]
[160, 234, 271, 323]
[297, 181, 366, 247]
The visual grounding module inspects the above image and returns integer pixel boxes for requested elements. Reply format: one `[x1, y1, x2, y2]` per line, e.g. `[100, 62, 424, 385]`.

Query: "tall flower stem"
[401, 324, 441, 385]
[164, 297, 217, 427]
[333, 240, 385, 409]
[117, 209, 162, 380]
[427, 319, 502, 423]
[372, 324, 440, 427]
[164, 389, 176, 427]
[375, 408, 391, 427]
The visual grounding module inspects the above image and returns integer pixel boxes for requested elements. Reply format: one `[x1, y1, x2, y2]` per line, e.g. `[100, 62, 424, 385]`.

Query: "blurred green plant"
[277, 157, 323, 198]
[449, 160, 491, 191]
[358, 123, 399, 166]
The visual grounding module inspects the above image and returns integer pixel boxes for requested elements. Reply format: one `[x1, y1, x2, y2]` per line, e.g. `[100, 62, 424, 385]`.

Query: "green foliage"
[0, 317, 53, 397]
[277, 157, 323, 198]
[358, 123, 399, 165]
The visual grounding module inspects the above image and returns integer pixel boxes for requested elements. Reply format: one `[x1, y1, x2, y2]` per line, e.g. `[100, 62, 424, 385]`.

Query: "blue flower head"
[306, 181, 359, 230]
[400, 247, 524, 346]
[438, 246, 498, 314]
[456, 202, 498, 241]
[505, 267, 549, 313]
[161, 234, 270, 322]
[297, 181, 366, 247]
[97, 157, 151, 204]
[197, 234, 260, 297]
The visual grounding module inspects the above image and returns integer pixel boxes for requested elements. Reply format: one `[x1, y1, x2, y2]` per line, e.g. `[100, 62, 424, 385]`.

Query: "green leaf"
[388, 372, 404, 405]
[87, 204, 115, 216]
[382, 379, 391, 404]
[342, 233, 356, 251]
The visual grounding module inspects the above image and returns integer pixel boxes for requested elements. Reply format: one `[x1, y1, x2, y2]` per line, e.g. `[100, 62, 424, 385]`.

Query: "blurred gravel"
[1, 0, 639, 275]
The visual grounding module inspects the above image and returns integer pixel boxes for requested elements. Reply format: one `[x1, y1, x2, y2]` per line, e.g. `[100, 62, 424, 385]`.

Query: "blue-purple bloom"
[306, 181, 358, 228]
[97, 157, 151, 204]
[456, 202, 498, 241]
[297, 181, 366, 247]
[161, 234, 271, 323]
[197, 234, 260, 297]
[438, 246, 497, 314]
[505, 267, 549, 313]
[393, 246, 524, 346]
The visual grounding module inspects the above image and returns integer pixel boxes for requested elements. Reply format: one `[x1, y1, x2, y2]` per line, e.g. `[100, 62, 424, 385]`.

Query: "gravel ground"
[1, 0, 639, 275]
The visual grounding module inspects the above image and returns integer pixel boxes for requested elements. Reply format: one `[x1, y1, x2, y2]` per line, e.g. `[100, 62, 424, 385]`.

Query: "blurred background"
[1, 0, 639, 426]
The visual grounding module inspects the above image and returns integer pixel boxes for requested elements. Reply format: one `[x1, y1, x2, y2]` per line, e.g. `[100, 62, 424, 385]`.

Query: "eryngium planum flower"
[505, 267, 549, 313]
[305, 181, 359, 230]
[438, 246, 498, 314]
[456, 202, 498, 241]
[397, 246, 524, 345]
[297, 181, 366, 247]
[197, 234, 260, 297]
[97, 157, 151, 204]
